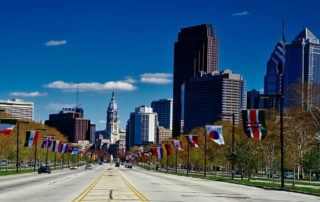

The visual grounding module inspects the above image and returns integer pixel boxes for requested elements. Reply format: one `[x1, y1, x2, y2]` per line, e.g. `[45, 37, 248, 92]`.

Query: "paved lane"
[119, 166, 320, 202]
[72, 168, 149, 201]
[0, 165, 106, 202]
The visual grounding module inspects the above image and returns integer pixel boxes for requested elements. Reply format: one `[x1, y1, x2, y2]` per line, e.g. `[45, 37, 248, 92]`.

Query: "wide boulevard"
[0, 164, 318, 202]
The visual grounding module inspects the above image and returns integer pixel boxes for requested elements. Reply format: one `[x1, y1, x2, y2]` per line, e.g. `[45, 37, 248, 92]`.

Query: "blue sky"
[0, 0, 319, 130]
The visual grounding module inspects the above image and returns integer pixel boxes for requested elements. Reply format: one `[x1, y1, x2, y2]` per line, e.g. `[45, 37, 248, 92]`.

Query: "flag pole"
[62, 153, 64, 169]
[204, 130, 207, 177]
[54, 151, 57, 169]
[187, 139, 189, 176]
[166, 146, 169, 172]
[45, 143, 49, 167]
[175, 149, 177, 173]
[16, 122, 19, 173]
[34, 142, 37, 171]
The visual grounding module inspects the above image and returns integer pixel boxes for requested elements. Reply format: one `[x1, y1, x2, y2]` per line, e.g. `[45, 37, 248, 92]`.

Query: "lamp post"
[45, 135, 55, 167]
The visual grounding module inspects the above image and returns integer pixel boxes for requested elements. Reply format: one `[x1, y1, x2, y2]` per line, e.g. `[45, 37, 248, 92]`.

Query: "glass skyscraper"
[263, 24, 286, 110]
[284, 28, 320, 107]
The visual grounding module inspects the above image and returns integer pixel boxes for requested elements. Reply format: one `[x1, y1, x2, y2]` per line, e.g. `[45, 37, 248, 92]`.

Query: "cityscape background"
[0, 0, 320, 131]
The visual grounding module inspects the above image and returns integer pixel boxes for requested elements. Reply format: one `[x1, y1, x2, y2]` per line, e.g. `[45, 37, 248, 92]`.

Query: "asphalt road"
[1, 164, 319, 202]
[0, 164, 106, 202]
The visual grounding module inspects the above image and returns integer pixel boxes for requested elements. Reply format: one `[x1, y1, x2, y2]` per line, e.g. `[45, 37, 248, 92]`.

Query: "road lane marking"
[72, 168, 149, 202]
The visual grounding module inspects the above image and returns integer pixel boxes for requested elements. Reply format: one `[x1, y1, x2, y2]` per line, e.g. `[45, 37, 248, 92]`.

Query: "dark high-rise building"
[247, 89, 262, 109]
[183, 70, 246, 133]
[151, 99, 173, 130]
[173, 24, 219, 136]
[45, 107, 90, 143]
[284, 28, 320, 108]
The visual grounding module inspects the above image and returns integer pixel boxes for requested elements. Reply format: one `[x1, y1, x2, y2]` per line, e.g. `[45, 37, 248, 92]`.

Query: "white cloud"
[10, 91, 47, 97]
[232, 11, 250, 17]
[123, 76, 137, 84]
[44, 80, 136, 92]
[140, 73, 173, 84]
[98, 120, 107, 124]
[45, 40, 67, 46]
[45, 103, 74, 110]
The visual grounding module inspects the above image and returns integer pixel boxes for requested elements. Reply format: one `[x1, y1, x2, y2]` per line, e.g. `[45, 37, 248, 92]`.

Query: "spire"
[282, 20, 286, 42]
[112, 91, 114, 99]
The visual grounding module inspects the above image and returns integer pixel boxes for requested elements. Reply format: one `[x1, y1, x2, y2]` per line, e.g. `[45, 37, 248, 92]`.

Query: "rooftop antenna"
[76, 88, 79, 108]
[282, 19, 286, 42]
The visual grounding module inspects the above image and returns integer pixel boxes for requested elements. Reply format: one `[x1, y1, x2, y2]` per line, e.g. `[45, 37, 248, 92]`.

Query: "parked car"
[284, 173, 294, 179]
[85, 164, 93, 169]
[38, 166, 51, 174]
[126, 162, 132, 168]
[70, 166, 78, 170]
[115, 162, 120, 167]
[269, 172, 280, 178]
[99, 162, 103, 165]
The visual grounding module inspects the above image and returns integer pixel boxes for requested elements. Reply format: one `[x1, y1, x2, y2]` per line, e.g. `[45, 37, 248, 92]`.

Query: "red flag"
[166, 144, 173, 155]
[185, 135, 200, 148]
[171, 140, 184, 151]
[152, 148, 158, 158]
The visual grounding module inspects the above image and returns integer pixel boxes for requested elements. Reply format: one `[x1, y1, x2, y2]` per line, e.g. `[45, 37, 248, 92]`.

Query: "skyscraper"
[284, 28, 320, 107]
[151, 98, 173, 130]
[183, 70, 246, 133]
[45, 107, 90, 143]
[263, 23, 286, 110]
[106, 92, 119, 144]
[125, 106, 158, 151]
[173, 24, 219, 136]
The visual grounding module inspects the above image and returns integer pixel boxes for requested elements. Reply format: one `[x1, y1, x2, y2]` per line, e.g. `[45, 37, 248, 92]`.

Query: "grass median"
[138, 165, 320, 196]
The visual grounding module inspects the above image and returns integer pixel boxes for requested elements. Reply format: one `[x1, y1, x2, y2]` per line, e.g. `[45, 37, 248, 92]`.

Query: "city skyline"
[1, 0, 320, 130]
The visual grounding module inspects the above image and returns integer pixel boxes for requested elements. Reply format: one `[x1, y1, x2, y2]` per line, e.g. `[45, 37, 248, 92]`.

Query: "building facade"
[247, 89, 262, 109]
[183, 70, 246, 133]
[125, 106, 158, 151]
[284, 28, 320, 107]
[157, 126, 172, 144]
[45, 107, 91, 143]
[151, 99, 173, 130]
[173, 24, 219, 137]
[0, 99, 34, 121]
[89, 123, 96, 144]
[106, 92, 119, 144]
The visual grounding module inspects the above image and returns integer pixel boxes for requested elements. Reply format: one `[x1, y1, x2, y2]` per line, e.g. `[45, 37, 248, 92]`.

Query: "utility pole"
[231, 113, 235, 180]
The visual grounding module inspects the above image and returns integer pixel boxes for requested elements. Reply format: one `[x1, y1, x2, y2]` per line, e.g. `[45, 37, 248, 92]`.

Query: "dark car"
[38, 166, 51, 174]
[115, 162, 120, 167]
[99, 162, 103, 165]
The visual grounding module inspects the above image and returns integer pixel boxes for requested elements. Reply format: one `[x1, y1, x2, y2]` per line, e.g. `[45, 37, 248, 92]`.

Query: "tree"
[234, 138, 259, 181]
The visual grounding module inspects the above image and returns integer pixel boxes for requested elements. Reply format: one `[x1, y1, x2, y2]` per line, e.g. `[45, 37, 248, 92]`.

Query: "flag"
[152, 148, 158, 158]
[162, 144, 167, 156]
[0, 119, 17, 136]
[165, 144, 173, 155]
[61, 144, 69, 153]
[157, 147, 163, 159]
[172, 140, 184, 151]
[24, 130, 39, 147]
[242, 110, 268, 139]
[143, 152, 151, 158]
[185, 135, 200, 147]
[205, 125, 224, 145]
[52, 141, 63, 152]
[41, 136, 54, 148]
